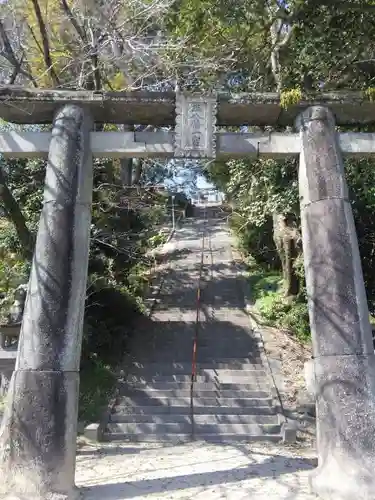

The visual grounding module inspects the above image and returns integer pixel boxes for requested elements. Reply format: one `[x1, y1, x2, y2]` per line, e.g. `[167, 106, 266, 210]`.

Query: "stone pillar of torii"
[296, 106, 375, 499]
[0, 105, 93, 499]
[0, 90, 374, 499]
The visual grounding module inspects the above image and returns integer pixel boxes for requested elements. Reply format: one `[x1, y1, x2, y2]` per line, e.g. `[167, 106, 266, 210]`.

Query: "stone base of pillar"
[310, 460, 375, 500]
[309, 354, 375, 499]
[0, 370, 79, 499]
[1, 486, 81, 500]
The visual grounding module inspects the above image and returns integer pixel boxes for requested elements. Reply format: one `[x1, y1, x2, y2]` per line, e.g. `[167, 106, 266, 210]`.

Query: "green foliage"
[230, 214, 280, 270]
[225, 157, 299, 227]
[82, 284, 144, 366]
[212, 156, 299, 272]
[0, 251, 30, 294]
[249, 268, 310, 342]
[249, 270, 282, 298]
[167, 0, 375, 95]
[203, 162, 231, 193]
[345, 158, 375, 314]
[280, 302, 310, 340]
[5, 158, 45, 224]
[208, 133, 375, 336]
[222, 153, 375, 337]
[171, 0, 375, 339]
[282, 3, 375, 91]
[149, 231, 167, 249]
[365, 88, 375, 102]
[3, 0, 375, 417]
[280, 88, 303, 109]
[0, 223, 32, 321]
[79, 358, 116, 424]
[166, 0, 274, 91]
[0, 152, 175, 422]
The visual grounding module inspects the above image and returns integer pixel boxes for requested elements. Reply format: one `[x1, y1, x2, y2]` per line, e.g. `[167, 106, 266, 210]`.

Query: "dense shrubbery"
[230, 214, 280, 271]
[346, 159, 375, 314]
[211, 156, 375, 343]
[244, 261, 310, 342]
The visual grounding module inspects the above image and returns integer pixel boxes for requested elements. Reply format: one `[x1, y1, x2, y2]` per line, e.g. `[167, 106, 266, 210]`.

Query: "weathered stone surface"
[0, 104, 93, 499]
[301, 198, 372, 357]
[297, 106, 375, 499]
[174, 93, 217, 158]
[4, 129, 375, 161]
[304, 360, 316, 397]
[0, 86, 375, 126]
[297, 107, 348, 206]
[297, 393, 316, 418]
[84, 423, 102, 442]
[281, 421, 297, 444]
[310, 355, 375, 499]
[0, 371, 79, 497]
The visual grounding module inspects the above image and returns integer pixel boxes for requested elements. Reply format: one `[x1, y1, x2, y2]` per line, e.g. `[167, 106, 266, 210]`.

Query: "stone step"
[103, 432, 281, 443]
[143, 350, 260, 356]
[194, 348, 260, 355]
[125, 381, 271, 391]
[123, 388, 271, 399]
[128, 360, 264, 368]
[127, 361, 264, 373]
[199, 368, 266, 375]
[110, 413, 279, 425]
[119, 396, 273, 407]
[126, 372, 267, 384]
[114, 403, 276, 416]
[106, 422, 281, 435]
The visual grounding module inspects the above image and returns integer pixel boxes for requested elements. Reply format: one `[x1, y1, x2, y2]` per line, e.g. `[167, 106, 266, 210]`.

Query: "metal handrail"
[190, 204, 207, 439]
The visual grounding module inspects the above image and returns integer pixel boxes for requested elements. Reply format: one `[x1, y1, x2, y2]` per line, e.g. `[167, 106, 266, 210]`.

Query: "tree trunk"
[0, 166, 34, 260]
[283, 233, 300, 296]
[132, 158, 143, 185]
[121, 158, 133, 186]
[272, 212, 300, 297]
[30, 0, 60, 87]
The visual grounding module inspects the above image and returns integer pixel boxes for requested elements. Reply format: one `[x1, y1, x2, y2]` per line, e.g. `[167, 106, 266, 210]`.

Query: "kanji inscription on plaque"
[174, 93, 217, 158]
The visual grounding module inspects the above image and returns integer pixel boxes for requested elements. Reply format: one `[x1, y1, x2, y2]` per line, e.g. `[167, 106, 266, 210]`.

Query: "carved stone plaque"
[174, 93, 217, 158]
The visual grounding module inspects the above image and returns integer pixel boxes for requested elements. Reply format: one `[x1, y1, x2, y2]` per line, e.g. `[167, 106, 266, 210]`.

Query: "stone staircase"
[103, 359, 282, 443]
[103, 210, 284, 443]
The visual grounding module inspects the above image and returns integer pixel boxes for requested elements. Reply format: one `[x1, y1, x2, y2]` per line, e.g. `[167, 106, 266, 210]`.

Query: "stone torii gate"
[0, 87, 375, 499]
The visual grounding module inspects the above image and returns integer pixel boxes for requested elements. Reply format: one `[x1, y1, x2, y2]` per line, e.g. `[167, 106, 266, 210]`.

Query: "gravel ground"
[76, 440, 318, 500]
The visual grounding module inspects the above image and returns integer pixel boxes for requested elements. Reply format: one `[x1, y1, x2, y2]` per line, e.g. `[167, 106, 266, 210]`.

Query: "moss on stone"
[280, 88, 303, 109]
[364, 88, 375, 102]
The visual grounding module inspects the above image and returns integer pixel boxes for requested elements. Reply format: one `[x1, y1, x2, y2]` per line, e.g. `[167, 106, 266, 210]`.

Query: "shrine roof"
[0, 86, 374, 126]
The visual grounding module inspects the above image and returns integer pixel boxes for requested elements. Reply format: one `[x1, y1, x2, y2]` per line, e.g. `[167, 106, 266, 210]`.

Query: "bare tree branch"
[30, 0, 60, 86]
[60, 0, 101, 90]
[0, 20, 37, 86]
